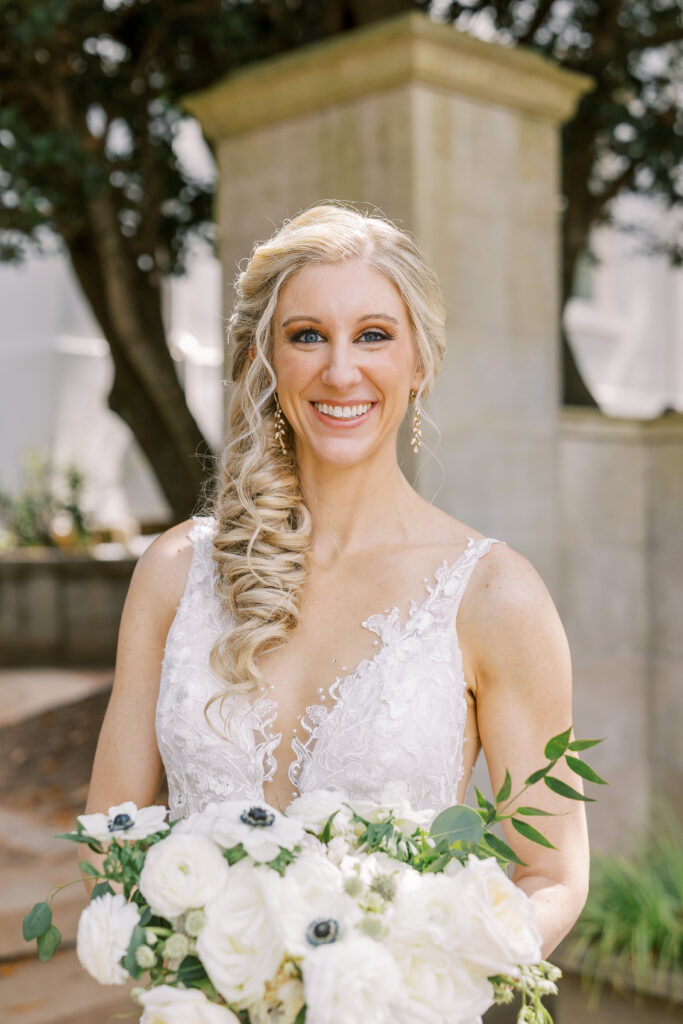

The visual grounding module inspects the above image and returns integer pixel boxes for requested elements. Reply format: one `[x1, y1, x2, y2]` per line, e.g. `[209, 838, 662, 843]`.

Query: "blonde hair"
[205, 200, 446, 713]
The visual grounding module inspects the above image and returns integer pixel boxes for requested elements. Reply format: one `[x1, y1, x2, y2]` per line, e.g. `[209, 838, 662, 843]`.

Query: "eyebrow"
[281, 313, 400, 327]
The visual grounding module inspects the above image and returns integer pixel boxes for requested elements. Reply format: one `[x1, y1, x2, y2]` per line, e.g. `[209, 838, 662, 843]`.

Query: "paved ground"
[0, 669, 141, 1023]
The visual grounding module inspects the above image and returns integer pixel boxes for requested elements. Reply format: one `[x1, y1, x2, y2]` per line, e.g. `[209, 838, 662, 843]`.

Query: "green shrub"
[0, 450, 92, 549]
[567, 802, 683, 998]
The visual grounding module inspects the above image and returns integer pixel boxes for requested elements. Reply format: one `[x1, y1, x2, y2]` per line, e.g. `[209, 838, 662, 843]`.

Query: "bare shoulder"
[130, 517, 199, 631]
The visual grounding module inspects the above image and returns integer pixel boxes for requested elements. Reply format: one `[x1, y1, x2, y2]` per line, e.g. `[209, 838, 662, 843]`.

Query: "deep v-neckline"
[251, 536, 482, 809]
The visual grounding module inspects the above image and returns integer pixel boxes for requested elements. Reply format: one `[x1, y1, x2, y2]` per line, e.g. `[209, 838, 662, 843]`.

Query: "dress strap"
[437, 537, 507, 628]
[179, 515, 219, 619]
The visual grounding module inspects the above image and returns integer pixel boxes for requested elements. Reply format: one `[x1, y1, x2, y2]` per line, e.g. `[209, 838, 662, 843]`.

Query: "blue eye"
[289, 327, 393, 344]
[291, 328, 323, 344]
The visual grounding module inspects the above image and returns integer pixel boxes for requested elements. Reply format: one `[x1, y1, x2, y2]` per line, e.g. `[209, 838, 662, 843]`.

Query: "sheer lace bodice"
[156, 515, 506, 821]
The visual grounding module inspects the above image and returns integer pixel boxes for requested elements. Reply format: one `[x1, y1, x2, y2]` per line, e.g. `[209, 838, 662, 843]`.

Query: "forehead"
[275, 259, 407, 324]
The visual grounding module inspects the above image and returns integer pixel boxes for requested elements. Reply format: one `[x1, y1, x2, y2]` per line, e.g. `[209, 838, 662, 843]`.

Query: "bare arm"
[80, 519, 195, 894]
[465, 545, 590, 959]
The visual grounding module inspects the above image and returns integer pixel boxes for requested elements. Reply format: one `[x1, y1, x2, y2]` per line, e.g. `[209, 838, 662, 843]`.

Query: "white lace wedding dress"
[156, 515, 506, 823]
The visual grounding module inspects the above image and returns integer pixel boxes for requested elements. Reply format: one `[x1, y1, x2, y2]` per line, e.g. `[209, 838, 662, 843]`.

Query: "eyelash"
[289, 327, 394, 345]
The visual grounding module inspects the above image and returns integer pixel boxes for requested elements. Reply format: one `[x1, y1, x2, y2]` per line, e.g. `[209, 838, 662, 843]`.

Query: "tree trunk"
[68, 230, 213, 523]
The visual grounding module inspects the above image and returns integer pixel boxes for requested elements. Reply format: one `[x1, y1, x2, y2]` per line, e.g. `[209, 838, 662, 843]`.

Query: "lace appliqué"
[156, 517, 505, 819]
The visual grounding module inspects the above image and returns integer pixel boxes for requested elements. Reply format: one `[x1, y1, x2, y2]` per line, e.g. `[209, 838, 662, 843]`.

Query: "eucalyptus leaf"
[23, 901, 51, 941]
[565, 756, 608, 785]
[511, 818, 557, 849]
[90, 882, 114, 901]
[79, 859, 101, 878]
[544, 775, 595, 802]
[177, 955, 207, 985]
[121, 922, 146, 980]
[430, 805, 484, 846]
[544, 726, 573, 761]
[37, 924, 61, 962]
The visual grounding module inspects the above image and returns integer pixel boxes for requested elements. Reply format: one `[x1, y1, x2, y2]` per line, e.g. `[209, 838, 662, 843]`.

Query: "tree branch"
[517, 0, 556, 46]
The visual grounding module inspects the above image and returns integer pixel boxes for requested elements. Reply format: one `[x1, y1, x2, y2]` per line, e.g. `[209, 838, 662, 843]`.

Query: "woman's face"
[271, 259, 422, 470]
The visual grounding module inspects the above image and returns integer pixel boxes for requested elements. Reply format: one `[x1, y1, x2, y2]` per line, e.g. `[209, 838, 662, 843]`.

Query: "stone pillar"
[186, 11, 591, 586]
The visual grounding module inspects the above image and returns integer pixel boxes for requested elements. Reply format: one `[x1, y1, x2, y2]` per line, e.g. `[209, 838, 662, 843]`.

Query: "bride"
[84, 201, 589, 959]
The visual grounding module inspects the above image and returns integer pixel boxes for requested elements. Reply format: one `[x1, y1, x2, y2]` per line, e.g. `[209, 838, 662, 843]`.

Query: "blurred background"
[0, 1, 681, 1021]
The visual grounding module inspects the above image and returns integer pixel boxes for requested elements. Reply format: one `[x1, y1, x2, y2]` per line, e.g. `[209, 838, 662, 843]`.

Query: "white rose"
[386, 872, 494, 1023]
[77, 801, 169, 843]
[207, 801, 305, 862]
[303, 935, 403, 1024]
[139, 832, 229, 920]
[286, 789, 354, 838]
[196, 860, 285, 1008]
[458, 855, 542, 975]
[76, 892, 140, 985]
[138, 984, 240, 1023]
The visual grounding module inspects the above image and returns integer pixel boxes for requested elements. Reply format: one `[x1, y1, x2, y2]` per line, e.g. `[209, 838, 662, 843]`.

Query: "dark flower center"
[240, 806, 275, 828]
[306, 918, 339, 946]
[108, 813, 134, 832]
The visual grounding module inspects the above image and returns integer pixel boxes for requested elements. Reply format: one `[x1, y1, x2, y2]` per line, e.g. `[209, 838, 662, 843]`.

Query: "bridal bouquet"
[23, 726, 605, 1024]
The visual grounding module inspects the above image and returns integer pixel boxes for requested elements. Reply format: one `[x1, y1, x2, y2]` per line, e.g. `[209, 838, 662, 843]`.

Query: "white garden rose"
[286, 788, 354, 838]
[77, 801, 169, 843]
[139, 832, 229, 920]
[303, 934, 403, 1024]
[386, 871, 494, 1024]
[458, 854, 542, 975]
[137, 984, 240, 1024]
[206, 801, 305, 862]
[196, 860, 286, 1008]
[76, 892, 140, 985]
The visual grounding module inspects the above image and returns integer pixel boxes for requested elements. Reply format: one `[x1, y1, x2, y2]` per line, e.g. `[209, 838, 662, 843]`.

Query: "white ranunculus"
[77, 801, 169, 843]
[206, 800, 305, 862]
[351, 781, 434, 835]
[286, 789, 354, 838]
[137, 984, 241, 1023]
[458, 854, 542, 976]
[196, 860, 286, 1008]
[138, 832, 229, 920]
[76, 892, 140, 985]
[386, 871, 494, 1024]
[303, 934, 403, 1024]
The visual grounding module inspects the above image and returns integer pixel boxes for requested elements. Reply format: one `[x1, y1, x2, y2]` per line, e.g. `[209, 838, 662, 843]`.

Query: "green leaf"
[37, 924, 61, 962]
[121, 921, 145, 980]
[79, 859, 101, 878]
[293, 1006, 307, 1024]
[23, 901, 52, 941]
[495, 769, 512, 805]
[430, 805, 484, 846]
[544, 775, 595, 802]
[474, 787, 495, 813]
[223, 844, 248, 866]
[515, 806, 554, 816]
[177, 955, 208, 986]
[90, 882, 115, 901]
[544, 726, 573, 761]
[567, 738, 604, 751]
[565, 755, 608, 785]
[511, 818, 557, 849]
[524, 765, 551, 786]
[320, 810, 339, 845]
[480, 832, 526, 866]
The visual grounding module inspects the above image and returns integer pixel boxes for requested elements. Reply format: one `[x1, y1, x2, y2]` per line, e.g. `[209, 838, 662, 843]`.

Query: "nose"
[320, 338, 363, 391]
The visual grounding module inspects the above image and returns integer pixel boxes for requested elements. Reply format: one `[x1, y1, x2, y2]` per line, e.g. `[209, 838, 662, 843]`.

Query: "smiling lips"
[311, 401, 376, 425]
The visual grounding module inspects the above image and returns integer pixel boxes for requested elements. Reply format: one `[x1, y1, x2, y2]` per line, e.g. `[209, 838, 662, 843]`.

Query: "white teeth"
[314, 402, 372, 419]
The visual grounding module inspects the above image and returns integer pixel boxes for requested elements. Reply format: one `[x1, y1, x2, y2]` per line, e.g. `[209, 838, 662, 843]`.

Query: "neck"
[295, 443, 421, 565]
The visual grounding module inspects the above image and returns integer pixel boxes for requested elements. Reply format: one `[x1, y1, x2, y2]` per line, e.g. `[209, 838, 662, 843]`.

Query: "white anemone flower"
[77, 801, 169, 843]
[207, 800, 305, 862]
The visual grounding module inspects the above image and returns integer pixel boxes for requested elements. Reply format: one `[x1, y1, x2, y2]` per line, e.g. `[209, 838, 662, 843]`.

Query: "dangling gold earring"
[409, 388, 422, 454]
[273, 392, 288, 455]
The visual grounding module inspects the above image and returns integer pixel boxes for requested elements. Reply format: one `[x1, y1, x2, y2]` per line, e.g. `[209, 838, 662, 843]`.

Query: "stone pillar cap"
[184, 10, 594, 140]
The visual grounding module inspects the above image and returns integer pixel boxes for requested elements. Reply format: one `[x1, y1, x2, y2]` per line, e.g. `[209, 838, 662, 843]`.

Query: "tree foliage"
[440, 1, 683, 403]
